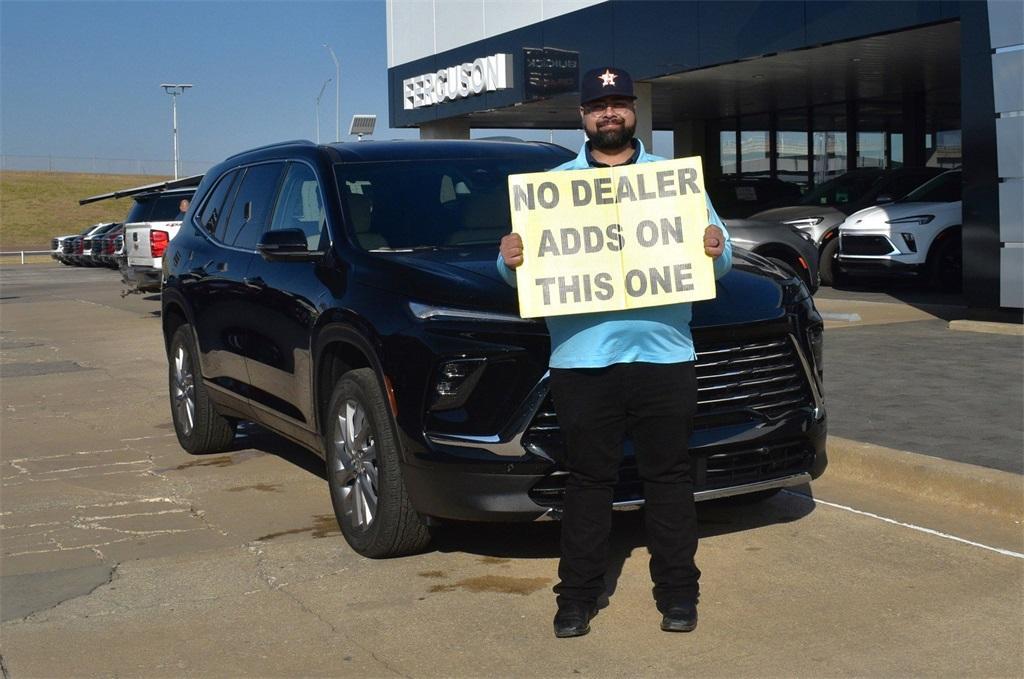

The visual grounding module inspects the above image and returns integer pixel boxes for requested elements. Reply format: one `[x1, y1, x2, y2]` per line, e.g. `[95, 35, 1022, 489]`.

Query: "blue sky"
[1, 1, 606, 176]
[1, 1, 421, 174]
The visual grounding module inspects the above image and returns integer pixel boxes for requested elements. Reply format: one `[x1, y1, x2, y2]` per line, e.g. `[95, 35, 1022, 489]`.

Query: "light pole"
[315, 78, 331, 144]
[322, 44, 340, 142]
[160, 83, 192, 179]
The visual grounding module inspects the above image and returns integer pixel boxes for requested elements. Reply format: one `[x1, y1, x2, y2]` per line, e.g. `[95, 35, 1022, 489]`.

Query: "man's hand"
[703, 225, 725, 258]
[500, 233, 525, 269]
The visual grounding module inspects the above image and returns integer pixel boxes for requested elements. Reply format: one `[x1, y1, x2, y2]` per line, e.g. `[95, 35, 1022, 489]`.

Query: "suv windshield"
[798, 170, 883, 207]
[900, 171, 961, 203]
[335, 157, 558, 250]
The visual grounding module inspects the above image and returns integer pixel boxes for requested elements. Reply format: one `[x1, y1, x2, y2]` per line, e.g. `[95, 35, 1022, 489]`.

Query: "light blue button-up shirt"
[498, 140, 732, 369]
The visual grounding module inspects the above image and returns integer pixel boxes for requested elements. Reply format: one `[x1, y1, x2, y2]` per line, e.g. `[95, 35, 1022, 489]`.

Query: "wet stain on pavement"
[226, 483, 283, 493]
[417, 570, 446, 578]
[167, 450, 263, 472]
[0, 339, 42, 349]
[430, 575, 550, 596]
[255, 515, 338, 541]
[0, 361, 92, 378]
[429, 584, 457, 593]
[173, 456, 235, 470]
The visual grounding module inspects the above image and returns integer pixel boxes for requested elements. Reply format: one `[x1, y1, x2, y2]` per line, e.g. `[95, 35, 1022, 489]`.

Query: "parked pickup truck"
[52, 222, 113, 266]
[80, 176, 202, 292]
[122, 187, 195, 291]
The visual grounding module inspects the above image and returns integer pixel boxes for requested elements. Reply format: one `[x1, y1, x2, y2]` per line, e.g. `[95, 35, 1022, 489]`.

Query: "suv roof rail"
[223, 139, 316, 162]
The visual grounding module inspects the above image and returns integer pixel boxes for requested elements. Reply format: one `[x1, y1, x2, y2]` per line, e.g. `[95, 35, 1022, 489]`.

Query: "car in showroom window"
[749, 167, 944, 285]
[161, 140, 827, 558]
[837, 169, 963, 290]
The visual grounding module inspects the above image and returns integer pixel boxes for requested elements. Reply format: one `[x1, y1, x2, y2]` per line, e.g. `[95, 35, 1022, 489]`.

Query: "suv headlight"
[782, 217, 824, 229]
[885, 215, 934, 225]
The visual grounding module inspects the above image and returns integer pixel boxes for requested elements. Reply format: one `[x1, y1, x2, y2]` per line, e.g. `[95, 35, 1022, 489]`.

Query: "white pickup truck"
[122, 187, 195, 292]
[79, 175, 202, 293]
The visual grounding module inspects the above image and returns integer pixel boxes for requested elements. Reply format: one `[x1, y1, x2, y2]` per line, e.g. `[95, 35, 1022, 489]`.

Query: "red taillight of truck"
[150, 230, 169, 258]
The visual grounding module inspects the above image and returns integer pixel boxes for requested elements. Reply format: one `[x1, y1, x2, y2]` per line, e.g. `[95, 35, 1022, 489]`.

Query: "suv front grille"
[522, 334, 817, 503]
[526, 336, 813, 436]
[842, 235, 893, 256]
[51, 238, 59, 250]
[693, 337, 812, 424]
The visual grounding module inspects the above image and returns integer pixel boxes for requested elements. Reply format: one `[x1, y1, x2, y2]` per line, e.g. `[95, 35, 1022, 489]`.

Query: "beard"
[589, 118, 636, 152]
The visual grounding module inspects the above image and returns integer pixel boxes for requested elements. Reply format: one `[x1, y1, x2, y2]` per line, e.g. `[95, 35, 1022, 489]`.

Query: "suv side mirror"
[256, 229, 322, 261]
[875, 194, 895, 204]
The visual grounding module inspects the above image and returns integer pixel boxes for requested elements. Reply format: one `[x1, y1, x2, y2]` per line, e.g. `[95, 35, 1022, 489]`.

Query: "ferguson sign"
[403, 53, 513, 109]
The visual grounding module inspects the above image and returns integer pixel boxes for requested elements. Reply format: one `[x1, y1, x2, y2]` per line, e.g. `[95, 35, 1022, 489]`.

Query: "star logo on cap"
[599, 69, 618, 87]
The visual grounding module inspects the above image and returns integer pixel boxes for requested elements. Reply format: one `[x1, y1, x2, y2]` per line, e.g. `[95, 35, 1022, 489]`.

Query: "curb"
[825, 435, 1024, 521]
[948, 319, 1024, 336]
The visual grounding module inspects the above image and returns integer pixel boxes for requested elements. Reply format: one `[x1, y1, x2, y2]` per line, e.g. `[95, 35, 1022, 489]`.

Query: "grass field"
[0, 170, 171, 250]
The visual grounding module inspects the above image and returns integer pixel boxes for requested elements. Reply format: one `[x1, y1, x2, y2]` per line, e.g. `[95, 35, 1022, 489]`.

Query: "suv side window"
[220, 163, 286, 249]
[197, 170, 240, 235]
[268, 163, 326, 250]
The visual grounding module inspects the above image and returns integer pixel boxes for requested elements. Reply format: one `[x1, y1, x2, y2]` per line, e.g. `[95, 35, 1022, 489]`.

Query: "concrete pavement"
[1, 264, 1021, 677]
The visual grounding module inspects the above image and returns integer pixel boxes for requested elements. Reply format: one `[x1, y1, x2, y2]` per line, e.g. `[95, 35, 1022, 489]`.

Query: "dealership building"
[385, 0, 1023, 309]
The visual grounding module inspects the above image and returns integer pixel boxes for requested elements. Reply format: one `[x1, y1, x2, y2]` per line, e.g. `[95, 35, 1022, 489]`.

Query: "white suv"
[837, 169, 962, 290]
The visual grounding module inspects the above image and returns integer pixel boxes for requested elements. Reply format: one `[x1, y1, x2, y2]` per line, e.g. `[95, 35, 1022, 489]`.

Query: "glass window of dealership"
[716, 103, 961, 187]
[387, 0, 1024, 309]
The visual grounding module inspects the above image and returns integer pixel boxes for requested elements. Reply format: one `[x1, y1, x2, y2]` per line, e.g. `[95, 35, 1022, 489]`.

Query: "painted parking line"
[783, 490, 1024, 559]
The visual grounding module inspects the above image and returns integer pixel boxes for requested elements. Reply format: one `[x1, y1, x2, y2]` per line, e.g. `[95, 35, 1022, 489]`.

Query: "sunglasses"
[581, 101, 635, 115]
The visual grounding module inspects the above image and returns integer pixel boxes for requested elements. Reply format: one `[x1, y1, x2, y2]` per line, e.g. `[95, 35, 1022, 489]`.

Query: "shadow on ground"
[186, 421, 817, 606]
[830, 276, 1022, 323]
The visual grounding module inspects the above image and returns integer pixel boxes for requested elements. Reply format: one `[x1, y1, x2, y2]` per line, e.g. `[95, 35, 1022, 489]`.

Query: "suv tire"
[169, 324, 236, 454]
[819, 237, 840, 287]
[325, 368, 431, 558]
[928, 233, 962, 292]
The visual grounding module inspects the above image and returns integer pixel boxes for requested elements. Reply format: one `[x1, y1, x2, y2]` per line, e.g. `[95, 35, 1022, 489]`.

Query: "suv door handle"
[244, 276, 266, 289]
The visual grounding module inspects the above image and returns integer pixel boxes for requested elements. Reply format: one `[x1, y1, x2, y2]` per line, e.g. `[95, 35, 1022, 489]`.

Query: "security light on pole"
[160, 83, 192, 179]
[315, 78, 332, 144]
[322, 44, 340, 141]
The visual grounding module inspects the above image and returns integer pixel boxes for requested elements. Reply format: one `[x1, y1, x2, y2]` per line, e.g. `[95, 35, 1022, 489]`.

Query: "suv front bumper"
[405, 329, 828, 522]
[402, 415, 827, 522]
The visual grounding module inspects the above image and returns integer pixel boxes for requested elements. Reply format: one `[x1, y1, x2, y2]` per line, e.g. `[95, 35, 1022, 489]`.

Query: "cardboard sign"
[507, 156, 717, 318]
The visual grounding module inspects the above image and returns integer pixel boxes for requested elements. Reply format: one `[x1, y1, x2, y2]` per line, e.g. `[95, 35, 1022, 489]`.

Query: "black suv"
[162, 139, 827, 558]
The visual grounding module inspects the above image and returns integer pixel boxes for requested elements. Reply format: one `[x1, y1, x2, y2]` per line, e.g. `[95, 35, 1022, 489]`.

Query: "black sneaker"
[553, 601, 595, 638]
[660, 601, 698, 632]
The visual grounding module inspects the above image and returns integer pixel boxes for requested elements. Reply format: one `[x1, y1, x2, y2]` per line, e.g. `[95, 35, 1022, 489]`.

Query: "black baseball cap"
[580, 67, 636, 105]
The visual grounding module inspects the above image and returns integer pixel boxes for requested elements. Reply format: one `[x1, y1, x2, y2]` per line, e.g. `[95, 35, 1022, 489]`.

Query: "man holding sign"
[498, 67, 732, 638]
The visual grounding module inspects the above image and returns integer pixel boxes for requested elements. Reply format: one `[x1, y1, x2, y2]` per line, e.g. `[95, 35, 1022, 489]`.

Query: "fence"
[1, 154, 212, 177]
[0, 250, 52, 264]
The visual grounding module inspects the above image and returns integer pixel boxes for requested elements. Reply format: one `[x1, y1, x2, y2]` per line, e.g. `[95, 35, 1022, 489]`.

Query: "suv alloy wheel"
[326, 368, 431, 558]
[169, 324, 236, 454]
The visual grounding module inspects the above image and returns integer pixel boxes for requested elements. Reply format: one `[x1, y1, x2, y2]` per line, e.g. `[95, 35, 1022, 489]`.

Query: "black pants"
[549, 361, 700, 609]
